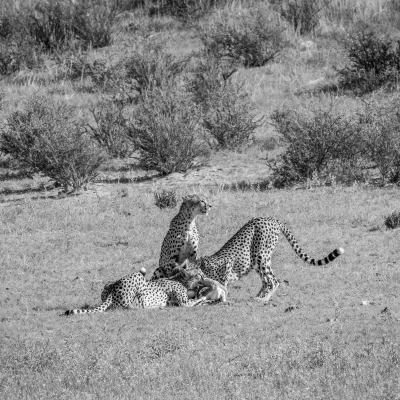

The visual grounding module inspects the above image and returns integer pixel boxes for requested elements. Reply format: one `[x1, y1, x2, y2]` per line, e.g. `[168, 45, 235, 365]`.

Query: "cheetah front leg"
[255, 257, 280, 302]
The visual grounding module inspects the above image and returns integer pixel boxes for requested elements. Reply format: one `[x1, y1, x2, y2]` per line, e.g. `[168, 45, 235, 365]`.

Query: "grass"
[1, 1, 400, 398]
[1, 186, 400, 399]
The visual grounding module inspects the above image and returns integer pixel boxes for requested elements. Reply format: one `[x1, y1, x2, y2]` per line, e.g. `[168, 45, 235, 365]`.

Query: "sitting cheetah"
[65, 268, 203, 315]
[150, 194, 212, 281]
[188, 217, 344, 302]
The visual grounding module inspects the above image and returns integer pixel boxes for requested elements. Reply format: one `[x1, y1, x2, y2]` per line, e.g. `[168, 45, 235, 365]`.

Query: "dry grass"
[1, 185, 400, 399]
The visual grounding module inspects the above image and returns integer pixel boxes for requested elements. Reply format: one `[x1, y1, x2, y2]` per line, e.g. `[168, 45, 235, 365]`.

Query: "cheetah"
[188, 217, 344, 302]
[65, 268, 203, 315]
[150, 194, 212, 281]
[169, 266, 229, 304]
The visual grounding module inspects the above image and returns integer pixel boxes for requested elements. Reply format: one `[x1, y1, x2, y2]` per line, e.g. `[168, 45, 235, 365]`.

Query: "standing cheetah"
[150, 194, 211, 281]
[65, 268, 203, 315]
[189, 217, 344, 302]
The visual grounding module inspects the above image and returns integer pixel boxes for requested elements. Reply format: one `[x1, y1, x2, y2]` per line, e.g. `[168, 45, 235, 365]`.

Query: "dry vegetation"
[1, 0, 400, 399]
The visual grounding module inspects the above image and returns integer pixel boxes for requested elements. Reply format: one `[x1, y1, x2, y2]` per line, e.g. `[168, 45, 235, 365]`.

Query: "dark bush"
[269, 106, 362, 187]
[0, 96, 105, 192]
[357, 95, 400, 184]
[186, 57, 262, 150]
[0, 37, 42, 76]
[153, 0, 227, 22]
[19, 0, 119, 52]
[202, 86, 263, 150]
[337, 24, 400, 94]
[127, 86, 209, 175]
[124, 45, 190, 100]
[384, 211, 400, 229]
[200, 6, 284, 68]
[154, 189, 178, 209]
[270, 0, 322, 35]
[85, 100, 134, 159]
[57, 52, 122, 91]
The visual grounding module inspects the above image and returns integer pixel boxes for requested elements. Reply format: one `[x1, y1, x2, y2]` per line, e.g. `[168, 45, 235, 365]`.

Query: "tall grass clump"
[154, 188, 178, 209]
[270, 0, 323, 35]
[85, 99, 134, 159]
[0, 12, 42, 76]
[199, 5, 285, 68]
[187, 57, 263, 150]
[156, 0, 226, 22]
[14, 0, 119, 54]
[357, 94, 400, 184]
[127, 86, 209, 174]
[269, 104, 362, 187]
[384, 210, 400, 229]
[124, 44, 190, 101]
[337, 23, 400, 95]
[0, 96, 105, 192]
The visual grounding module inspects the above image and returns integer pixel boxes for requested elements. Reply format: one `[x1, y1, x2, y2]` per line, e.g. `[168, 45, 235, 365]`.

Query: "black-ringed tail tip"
[337, 248, 345, 255]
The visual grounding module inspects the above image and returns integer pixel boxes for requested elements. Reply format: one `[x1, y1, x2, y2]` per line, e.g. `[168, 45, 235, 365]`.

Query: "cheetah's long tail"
[64, 294, 113, 316]
[279, 222, 344, 266]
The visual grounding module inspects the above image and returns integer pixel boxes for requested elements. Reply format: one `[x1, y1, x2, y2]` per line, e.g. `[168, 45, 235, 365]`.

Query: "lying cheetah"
[65, 268, 203, 315]
[189, 217, 344, 302]
[150, 194, 212, 281]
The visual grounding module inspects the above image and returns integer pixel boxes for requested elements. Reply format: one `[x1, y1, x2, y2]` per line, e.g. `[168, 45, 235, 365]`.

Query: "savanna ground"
[1, 0, 400, 399]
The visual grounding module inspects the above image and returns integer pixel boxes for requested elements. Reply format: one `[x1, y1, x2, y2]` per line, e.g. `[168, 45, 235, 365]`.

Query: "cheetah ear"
[139, 267, 146, 276]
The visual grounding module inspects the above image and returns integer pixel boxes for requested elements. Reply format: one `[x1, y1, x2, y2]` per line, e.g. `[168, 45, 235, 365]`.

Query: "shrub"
[0, 96, 105, 193]
[157, 0, 225, 22]
[337, 24, 400, 95]
[84, 100, 134, 159]
[186, 57, 262, 150]
[57, 52, 122, 91]
[270, 0, 323, 35]
[154, 189, 178, 209]
[202, 85, 262, 150]
[19, 0, 119, 52]
[269, 106, 362, 187]
[0, 12, 42, 76]
[384, 211, 400, 229]
[0, 37, 42, 76]
[124, 45, 190, 100]
[199, 6, 284, 68]
[357, 95, 400, 184]
[127, 86, 209, 175]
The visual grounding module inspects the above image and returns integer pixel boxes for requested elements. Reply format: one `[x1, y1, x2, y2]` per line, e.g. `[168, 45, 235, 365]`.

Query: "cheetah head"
[182, 194, 212, 216]
[170, 265, 204, 290]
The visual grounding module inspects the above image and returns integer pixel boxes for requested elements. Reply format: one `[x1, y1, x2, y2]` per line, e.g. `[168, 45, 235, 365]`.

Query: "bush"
[19, 0, 119, 52]
[124, 45, 190, 100]
[0, 12, 42, 76]
[154, 189, 178, 209]
[186, 58, 262, 150]
[0, 96, 105, 193]
[156, 0, 225, 22]
[127, 86, 209, 175]
[357, 95, 400, 184]
[270, 0, 322, 35]
[337, 24, 400, 95]
[0, 37, 42, 76]
[202, 85, 262, 150]
[269, 106, 362, 187]
[384, 211, 400, 229]
[84, 100, 134, 159]
[57, 52, 122, 91]
[199, 6, 284, 68]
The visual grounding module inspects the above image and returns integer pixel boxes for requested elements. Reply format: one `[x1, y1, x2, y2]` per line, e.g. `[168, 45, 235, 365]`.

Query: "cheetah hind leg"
[255, 258, 280, 302]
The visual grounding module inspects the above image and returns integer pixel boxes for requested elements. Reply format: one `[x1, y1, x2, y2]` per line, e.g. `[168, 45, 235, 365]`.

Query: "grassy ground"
[1, 185, 399, 399]
[1, 1, 400, 398]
